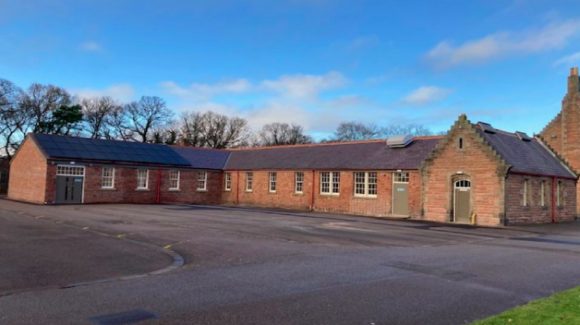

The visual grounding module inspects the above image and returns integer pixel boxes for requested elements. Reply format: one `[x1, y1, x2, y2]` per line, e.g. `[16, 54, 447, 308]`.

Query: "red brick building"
[7, 69, 580, 226]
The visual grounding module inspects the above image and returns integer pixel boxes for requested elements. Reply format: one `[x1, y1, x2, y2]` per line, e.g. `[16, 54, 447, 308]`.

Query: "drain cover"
[88, 309, 158, 325]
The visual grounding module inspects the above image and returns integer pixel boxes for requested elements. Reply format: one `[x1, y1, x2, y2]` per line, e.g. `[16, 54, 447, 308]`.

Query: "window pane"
[332, 172, 340, 194]
[368, 172, 377, 195]
[269, 172, 277, 192]
[321, 172, 330, 193]
[246, 172, 253, 191]
[354, 172, 365, 195]
[197, 172, 207, 190]
[295, 172, 303, 193]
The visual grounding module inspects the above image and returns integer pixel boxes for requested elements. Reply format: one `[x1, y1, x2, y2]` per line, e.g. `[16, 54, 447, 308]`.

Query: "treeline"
[0, 79, 438, 158]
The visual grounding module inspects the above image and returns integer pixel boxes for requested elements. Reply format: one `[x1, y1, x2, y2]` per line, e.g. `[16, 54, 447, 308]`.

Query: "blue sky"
[1, 0, 580, 138]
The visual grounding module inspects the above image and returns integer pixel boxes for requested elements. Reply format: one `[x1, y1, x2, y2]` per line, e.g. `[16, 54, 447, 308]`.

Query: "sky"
[1, 0, 580, 139]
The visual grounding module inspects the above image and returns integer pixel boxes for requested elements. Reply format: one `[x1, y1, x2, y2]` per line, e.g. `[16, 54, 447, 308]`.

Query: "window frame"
[320, 172, 340, 195]
[197, 171, 207, 191]
[169, 170, 180, 190]
[557, 180, 563, 207]
[295, 172, 304, 194]
[354, 171, 378, 198]
[393, 172, 409, 183]
[523, 179, 531, 207]
[246, 172, 253, 192]
[224, 172, 232, 192]
[56, 165, 85, 177]
[101, 167, 115, 189]
[269, 172, 277, 193]
[540, 180, 546, 207]
[137, 169, 149, 190]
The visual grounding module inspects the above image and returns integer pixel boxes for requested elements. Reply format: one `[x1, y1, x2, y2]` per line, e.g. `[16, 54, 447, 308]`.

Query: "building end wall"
[7, 138, 48, 204]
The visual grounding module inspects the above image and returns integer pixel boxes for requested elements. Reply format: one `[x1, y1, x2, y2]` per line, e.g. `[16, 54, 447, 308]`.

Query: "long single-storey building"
[7, 69, 580, 226]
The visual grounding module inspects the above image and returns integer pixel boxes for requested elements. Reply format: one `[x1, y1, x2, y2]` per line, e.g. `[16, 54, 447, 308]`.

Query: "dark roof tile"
[224, 138, 441, 170]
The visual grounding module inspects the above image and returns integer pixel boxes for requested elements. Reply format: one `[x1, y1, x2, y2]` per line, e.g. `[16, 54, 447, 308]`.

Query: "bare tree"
[19, 83, 72, 134]
[80, 96, 123, 139]
[258, 123, 313, 146]
[333, 121, 379, 141]
[379, 123, 433, 138]
[125, 96, 173, 142]
[179, 111, 205, 147]
[202, 111, 250, 149]
[0, 79, 23, 157]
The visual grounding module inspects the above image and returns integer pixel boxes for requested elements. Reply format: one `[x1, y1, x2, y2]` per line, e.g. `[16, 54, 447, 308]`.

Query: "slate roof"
[32, 134, 193, 168]
[475, 124, 576, 178]
[170, 146, 231, 170]
[224, 138, 442, 170]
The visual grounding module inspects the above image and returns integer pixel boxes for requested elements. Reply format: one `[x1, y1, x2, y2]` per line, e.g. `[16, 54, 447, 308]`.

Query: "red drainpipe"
[310, 170, 315, 211]
[156, 167, 162, 204]
[236, 171, 240, 205]
[552, 176, 557, 223]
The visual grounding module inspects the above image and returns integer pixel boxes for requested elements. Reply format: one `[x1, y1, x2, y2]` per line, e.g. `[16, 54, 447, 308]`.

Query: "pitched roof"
[32, 133, 193, 168]
[170, 146, 230, 170]
[224, 137, 442, 170]
[475, 124, 575, 178]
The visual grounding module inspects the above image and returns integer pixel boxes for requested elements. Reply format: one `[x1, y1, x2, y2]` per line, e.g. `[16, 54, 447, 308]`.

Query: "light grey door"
[454, 180, 471, 223]
[56, 176, 83, 204]
[393, 183, 409, 216]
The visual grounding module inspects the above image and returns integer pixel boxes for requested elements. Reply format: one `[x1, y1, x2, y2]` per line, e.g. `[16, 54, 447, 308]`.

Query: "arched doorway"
[453, 179, 471, 223]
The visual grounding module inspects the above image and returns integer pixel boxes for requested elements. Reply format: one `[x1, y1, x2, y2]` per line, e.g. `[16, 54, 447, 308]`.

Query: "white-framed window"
[225, 172, 232, 191]
[102, 167, 115, 189]
[557, 181, 563, 207]
[269, 172, 277, 193]
[56, 165, 85, 176]
[523, 179, 530, 207]
[197, 171, 207, 191]
[295, 172, 304, 194]
[246, 172, 253, 192]
[394, 172, 409, 183]
[354, 172, 378, 197]
[137, 169, 149, 189]
[169, 170, 180, 190]
[320, 172, 340, 195]
[540, 180, 546, 207]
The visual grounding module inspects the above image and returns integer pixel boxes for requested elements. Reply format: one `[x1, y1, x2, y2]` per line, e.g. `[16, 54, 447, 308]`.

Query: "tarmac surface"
[2, 199, 580, 325]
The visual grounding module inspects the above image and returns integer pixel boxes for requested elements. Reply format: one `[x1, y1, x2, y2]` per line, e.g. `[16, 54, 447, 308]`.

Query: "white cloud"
[401, 86, 454, 105]
[71, 84, 136, 102]
[260, 71, 347, 99]
[79, 41, 102, 52]
[348, 35, 379, 51]
[161, 71, 347, 101]
[160, 79, 252, 100]
[425, 19, 580, 69]
[553, 51, 580, 67]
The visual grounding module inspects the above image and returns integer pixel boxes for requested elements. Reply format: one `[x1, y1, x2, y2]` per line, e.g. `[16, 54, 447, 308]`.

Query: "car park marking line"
[0, 211, 185, 298]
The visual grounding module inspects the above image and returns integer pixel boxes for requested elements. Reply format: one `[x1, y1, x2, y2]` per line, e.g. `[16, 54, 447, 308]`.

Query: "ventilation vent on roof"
[479, 122, 496, 134]
[516, 131, 532, 142]
[387, 135, 414, 148]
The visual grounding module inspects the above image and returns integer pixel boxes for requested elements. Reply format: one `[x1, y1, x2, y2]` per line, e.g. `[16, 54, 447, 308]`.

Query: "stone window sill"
[196, 189, 208, 193]
[353, 195, 378, 200]
[136, 188, 150, 191]
[101, 187, 116, 191]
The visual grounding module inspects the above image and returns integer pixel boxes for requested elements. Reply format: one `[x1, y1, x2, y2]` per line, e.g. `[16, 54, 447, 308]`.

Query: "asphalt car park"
[2, 198, 580, 325]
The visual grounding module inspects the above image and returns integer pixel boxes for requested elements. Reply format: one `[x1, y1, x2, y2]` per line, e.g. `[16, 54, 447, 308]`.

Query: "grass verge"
[471, 286, 580, 324]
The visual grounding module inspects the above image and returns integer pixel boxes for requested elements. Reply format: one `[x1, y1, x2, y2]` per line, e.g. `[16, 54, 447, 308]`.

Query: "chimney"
[569, 67, 580, 95]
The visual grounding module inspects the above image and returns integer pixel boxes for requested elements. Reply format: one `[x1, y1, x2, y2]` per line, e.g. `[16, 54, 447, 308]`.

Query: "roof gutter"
[509, 170, 577, 181]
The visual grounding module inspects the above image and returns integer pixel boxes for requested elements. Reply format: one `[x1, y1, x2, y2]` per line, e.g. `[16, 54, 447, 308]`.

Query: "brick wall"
[422, 117, 506, 226]
[505, 174, 576, 224]
[221, 169, 421, 218]
[42, 164, 222, 205]
[541, 73, 580, 213]
[7, 138, 48, 203]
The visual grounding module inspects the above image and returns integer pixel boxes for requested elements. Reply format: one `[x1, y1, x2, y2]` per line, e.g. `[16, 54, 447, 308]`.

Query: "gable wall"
[8, 139, 49, 203]
[422, 120, 505, 226]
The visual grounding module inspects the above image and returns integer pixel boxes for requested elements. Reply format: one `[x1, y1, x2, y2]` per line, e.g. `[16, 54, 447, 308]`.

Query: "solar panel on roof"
[33, 134, 191, 166]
